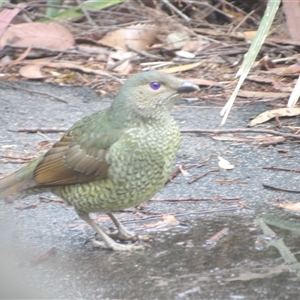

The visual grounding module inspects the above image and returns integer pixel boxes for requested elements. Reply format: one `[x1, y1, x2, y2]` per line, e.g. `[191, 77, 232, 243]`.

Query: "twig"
[184, 0, 233, 20]
[150, 196, 240, 202]
[15, 201, 39, 210]
[205, 227, 229, 245]
[1, 47, 32, 67]
[3, 45, 107, 58]
[232, 10, 256, 32]
[39, 196, 65, 204]
[31, 247, 56, 266]
[0, 82, 68, 104]
[160, 0, 191, 22]
[262, 166, 300, 173]
[76, 0, 97, 26]
[9, 127, 68, 133]
[188, 167, 219, 184]
[16, 60, 123, 83]
[106, 54, 140, 71]
[167, 158, 211, 182]
[121, 205, 242, 224]
[167, 164, 195, 182]
[262, 183, 300, 193]
[181, 128, 300, 140]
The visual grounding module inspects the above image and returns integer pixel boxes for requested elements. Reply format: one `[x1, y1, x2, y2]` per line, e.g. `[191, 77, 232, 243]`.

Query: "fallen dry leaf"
[218, 156, 234, 170]
[185, 77, 221, 87]
[143, 214, 178, 230]
[248, 108, 300, 127]
[212, 135, 286, 146]
[0, 22, 75, 51]
[240, 30, 257, 41]
[179, 164, 190, 176]
[285, 62, 300, 74]
[113, 59, 133, 74]
[282, 0, 300, 42]
[255, 136, 286, 147]
[107, 50, 135, 73]
[272, 202, 300, 212]
[99, 24, 158, 51]
[0, 3, 27, 39]
[19, 64, 45, 79]
[162, 214, 178, 222]
[246, 76, 293, 93]
[182, 37, 209, 52]
[175, 50, 195, 59]
[267, 65, 300, 75]
[238, 90, 290, 98]
[31, 247, 56, 266]
[159, 61, 202, 74]
[166, 31, 190, 49]
[19, 60, 111, 77]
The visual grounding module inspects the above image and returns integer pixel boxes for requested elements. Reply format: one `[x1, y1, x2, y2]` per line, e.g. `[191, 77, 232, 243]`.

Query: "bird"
[0, 71, 199, 251]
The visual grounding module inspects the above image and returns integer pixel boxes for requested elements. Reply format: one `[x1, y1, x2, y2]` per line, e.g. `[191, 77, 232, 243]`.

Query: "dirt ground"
[1, 81, 300, 299]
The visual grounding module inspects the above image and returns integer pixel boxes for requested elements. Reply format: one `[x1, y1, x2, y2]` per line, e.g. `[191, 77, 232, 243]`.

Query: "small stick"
[262, 166, 300, 173]
[39, 196, 65, 204]
[76, 0, 97, 26]
[262, 183, 300, 193]
[9, 127, 68, 133]
[188, 167, 219, 184]
[205, 227, 229, 245]
[31, 247, 56, 266]
[15, 201, 39, 210]
[181, 128, 300, 140]
[150, 196, 240, 202]
[120, 205, 242, 224]
[160, 0, 191, 22]
[168, 158, 211, 182]
[0, 82, 68, 104]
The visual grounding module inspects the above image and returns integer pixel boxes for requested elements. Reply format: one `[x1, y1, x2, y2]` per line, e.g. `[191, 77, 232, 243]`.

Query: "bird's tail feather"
[0, 173, 28, 199]
[0, 158, 41, 199]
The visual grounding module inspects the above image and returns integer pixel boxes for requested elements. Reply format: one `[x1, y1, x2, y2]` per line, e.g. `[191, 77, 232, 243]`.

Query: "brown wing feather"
[34, 132, 110, 187]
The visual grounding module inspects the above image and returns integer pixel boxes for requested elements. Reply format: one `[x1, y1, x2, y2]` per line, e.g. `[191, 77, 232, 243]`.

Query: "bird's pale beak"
[177, 81, 200, 93]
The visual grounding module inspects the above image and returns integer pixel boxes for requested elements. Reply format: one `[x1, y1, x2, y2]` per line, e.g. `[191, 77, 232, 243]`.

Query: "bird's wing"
[33, 111, 122, 187]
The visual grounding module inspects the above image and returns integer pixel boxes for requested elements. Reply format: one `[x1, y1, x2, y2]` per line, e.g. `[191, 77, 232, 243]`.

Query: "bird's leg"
[107, 213, 152, 242]
[77, 212, 144, 251]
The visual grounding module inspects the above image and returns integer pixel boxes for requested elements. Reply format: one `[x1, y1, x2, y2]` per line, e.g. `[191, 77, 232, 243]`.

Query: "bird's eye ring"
[150, 82, 161, 90]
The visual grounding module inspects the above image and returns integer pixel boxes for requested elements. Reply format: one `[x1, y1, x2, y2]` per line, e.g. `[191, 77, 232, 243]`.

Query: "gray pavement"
[0, 81, 300, 299]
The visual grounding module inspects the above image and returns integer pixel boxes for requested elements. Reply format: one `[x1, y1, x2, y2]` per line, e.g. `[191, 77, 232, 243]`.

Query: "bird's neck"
[109, 100, 172, 127]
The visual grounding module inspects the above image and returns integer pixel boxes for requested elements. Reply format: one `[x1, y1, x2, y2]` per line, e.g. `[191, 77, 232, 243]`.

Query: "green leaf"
[38, 0, 123, 22]
[220, 0, 281, 125]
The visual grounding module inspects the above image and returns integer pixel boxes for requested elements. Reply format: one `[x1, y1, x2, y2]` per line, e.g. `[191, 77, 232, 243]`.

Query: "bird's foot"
[78, 212, 149, 251]
[90, 239, 144, 251]
[108, 230, 152, 242]
[106, 213, 152, 242]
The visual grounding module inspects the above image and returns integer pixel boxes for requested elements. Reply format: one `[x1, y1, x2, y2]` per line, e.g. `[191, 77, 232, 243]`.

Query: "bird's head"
[112, 71, 199, 120]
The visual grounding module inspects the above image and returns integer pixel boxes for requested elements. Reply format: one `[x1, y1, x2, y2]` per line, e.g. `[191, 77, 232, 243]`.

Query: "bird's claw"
[108, 231, 152, 242]
[90, 239, 145, 251]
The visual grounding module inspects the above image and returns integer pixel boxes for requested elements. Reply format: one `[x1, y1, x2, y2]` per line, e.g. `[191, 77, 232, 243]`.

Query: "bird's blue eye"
[150, 82, 161, 90]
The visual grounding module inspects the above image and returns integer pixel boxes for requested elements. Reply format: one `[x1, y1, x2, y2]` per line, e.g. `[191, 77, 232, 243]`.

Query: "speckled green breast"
[52, 118, 180, 214]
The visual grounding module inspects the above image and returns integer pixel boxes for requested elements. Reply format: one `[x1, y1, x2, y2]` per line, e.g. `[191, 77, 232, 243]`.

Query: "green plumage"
[0, 71, 199, 251]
